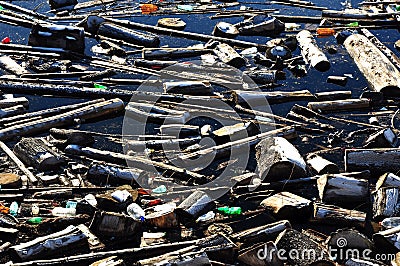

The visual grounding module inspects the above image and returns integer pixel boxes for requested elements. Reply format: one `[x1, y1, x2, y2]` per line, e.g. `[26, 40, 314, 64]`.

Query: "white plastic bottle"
[52, 207, 76, 217]
[126, 203, 145, 221]
[31, 204, 40, 216]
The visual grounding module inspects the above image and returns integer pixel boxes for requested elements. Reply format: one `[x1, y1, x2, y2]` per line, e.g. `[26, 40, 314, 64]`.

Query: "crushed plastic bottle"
[196, 211, 215, 222]
[111, 189, 131, 202]
[94, 83, 108, 90]
[177, 4, 193, 12]
[1, 37, 10, 44]
[152, 185, 167, 194]
[66, 201, 77, 209]
[28, 217, 43, 224]
[126, 203, 145, 221]
[10, 201, 18, 216]
[0, 5, 4, 11]
[217, 206, 242, 215]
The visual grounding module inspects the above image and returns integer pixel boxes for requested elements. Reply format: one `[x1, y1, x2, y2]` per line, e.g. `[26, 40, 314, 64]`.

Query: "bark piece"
[89, 211, 142, 239]
[376, 172, 400, 190]
[373, 226, 400, 254]
[364, 128, 398, 148]
[232, 89, 314, 106]
[232, 220, 291, 246]
[238, 241, 283, 266]
[0, 227, 18, 242]
[260, 192, 312, 220]
[306, 154, 339, 175]
[276, 229, 334, 265]
[146, 210, 178, 229]
[0, 55, 30, 76]
[175, 191, 215, 222]
[0, 173, 21, 188]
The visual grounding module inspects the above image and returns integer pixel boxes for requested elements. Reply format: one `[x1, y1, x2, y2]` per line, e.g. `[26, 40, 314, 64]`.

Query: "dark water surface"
[2, 0, 398, 155]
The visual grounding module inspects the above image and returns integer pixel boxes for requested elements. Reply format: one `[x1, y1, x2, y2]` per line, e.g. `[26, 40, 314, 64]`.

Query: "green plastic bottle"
[94, 83, 108, 90]
[217, 206, 242, 215]
[27, 217, 43, 224]
[346, 22, 359, 27]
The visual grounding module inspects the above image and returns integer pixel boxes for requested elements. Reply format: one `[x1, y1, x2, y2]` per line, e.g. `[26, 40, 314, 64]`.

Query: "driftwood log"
[312, 203, 366, 228]
[344, 34, 400, 96]
[213, 43, 246, 68]
[13, 138, 65, 171]
[376, 172, 400, 190]
[10, 225, 88, 261]
[0, 141, 37, 185]
[0, 98, 124, 141]
[345, 148, 400, 173]
[256, 136, 307, 182]
[275, 229, 334, 265]
[260, 191, 312, 220]
[307, 98, 370, 113]
[317, 174, 369, 205]
[296, 30, 330, 72]
[373, 187, 400, 219]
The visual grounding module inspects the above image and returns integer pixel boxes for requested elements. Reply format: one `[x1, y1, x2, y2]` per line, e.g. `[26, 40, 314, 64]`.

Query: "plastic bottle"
[316, 28, 335, 36]
[1, 37, 10, 44]
[346, 22, 359, 27]
[126, 203, 145, 221]
[28, 217, 43, 224]
[196, 211, 215, 222]
[94, 83, 108, 90]
[66, 201, 77, 209]
[217, 206, 242, 215]
[10, 201, 18, 216]
[52, 207, 76, 217]
[152, 185, 167, 194]
[31, 204, 39, 216]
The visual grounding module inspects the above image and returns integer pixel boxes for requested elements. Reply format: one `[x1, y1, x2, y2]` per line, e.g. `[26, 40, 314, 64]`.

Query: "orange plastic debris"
[0, 204, 9, 214]
[140, 4, 158, 14]
[316, 28, 335, 36]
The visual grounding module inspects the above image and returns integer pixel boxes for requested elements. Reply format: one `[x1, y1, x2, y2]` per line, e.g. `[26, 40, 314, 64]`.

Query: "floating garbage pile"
[2, 0, 400, 265]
